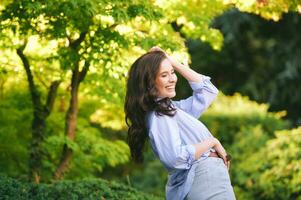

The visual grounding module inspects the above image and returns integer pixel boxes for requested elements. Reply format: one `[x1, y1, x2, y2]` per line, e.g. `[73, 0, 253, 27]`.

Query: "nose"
[169, 75, 176, 82]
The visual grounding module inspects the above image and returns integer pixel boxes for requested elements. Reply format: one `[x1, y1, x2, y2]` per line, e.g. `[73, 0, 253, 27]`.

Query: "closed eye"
[160, 70, 174, 77]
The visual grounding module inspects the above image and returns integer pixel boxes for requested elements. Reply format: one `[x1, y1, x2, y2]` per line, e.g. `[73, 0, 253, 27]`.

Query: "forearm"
[192, 138, 217, 160]
[148, 46, 205, 83]
[171, 61, 205, 83]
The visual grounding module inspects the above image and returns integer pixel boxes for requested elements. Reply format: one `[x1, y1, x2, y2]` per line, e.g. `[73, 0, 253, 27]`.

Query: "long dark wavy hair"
[124, 50, 177, 163]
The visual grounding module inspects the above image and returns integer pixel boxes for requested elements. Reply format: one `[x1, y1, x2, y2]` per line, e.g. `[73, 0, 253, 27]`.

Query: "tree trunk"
[53, 31, 89, 180]
[54, 64, 80, 179]
[17, 45, 60, 183]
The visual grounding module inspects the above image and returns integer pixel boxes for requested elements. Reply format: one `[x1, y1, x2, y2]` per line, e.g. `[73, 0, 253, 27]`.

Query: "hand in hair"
[148, 46, 165, 53]
[148, 46, 179, 68]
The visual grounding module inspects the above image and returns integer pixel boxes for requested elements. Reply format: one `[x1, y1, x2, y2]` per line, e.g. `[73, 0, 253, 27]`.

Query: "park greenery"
[1, 0, 301, 199]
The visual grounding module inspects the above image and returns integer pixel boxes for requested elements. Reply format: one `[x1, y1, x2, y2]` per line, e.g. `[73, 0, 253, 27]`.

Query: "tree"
[1, 0, 300, 183]
[0, 0, 183, 181]
[187, 9, 301, 125]
[1, 7, 62, 182]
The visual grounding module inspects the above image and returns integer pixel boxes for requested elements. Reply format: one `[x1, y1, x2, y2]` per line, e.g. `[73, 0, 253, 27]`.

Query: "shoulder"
[146, 111, 176, 131]
[171, 100, 181, 108]
[146, 111, 170, 124]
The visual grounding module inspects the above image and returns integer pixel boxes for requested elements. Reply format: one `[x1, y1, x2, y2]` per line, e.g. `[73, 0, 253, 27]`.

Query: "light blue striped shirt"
[146, 75, 219, 200]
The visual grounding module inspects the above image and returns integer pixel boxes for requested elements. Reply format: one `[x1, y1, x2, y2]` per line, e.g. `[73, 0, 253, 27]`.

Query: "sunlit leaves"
[207, 92, 286, 118]
[157, 0, 229, 50]
[235, 127, 301, 199]
[41, 113, 130, 180]
[202, 92, 288, 145]
[90, 104, 126, 131]
[232, 0, 301, 21]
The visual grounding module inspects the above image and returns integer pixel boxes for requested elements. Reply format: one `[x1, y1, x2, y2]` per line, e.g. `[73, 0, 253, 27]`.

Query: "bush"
[0, 89, 32, 177]
[42, 114, 130, 181]
[201, 93, 289, 146]
[0, 88, 130, 181]
[0, 176, 163, 200]
[200, 93, 293, 199]
[228, 125, 270, 199]
[236, 127, 301, 200]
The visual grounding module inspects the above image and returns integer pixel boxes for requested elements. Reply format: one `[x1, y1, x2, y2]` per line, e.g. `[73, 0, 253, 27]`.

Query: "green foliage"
[41, 113, 130, 181]
[256, 127, 301, 199]
[201, 93, 292, 199]
[127, 144, 167, 197]
[189, 10, 301, 124]
[0, 0, 181, 181]
[233, 0, 301, 21]
[201, 92, 288, 146]
[233, 127, 301, 200]
[0, 88, 32, 177]
[0, 175, 163, 200]
[198, 93, 299, 199]
[159, 0, 229, 50]
[1, 0, 301, 197]
[228, 125, 271, 199]
[0, 86, 130, 181]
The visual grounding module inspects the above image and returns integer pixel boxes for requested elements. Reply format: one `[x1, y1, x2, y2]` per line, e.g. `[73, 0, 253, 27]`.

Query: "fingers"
[218, 152, 231, 170]
[149, 46, 164, 52]
[222, 155, 228, 166]
[213, 139, 232, 170]
[224, 159, 229, 168]
[224, 156, 231, 170]
[222, 158, 230, 170]
[226, 154, 232, 161]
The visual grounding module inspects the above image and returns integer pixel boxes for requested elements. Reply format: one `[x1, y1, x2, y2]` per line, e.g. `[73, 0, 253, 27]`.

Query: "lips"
[166, 85, 175, 89]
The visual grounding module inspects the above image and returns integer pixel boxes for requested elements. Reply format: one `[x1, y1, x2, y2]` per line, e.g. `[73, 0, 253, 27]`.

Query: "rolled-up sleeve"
[149, 114, 196, 170]
[172, 75, 218, 119]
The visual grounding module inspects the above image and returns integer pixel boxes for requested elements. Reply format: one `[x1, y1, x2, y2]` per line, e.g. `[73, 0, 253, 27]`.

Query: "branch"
[16, 41, 42, 108]
[69, 31, 88, 49]
[108, 23, 118, 30]
[78, 61, 90, 83]
[18, 39, 27, 52]
[170, 21, 186, 39]
[45, 80, 61, 116]
[33, 70, 49, 89]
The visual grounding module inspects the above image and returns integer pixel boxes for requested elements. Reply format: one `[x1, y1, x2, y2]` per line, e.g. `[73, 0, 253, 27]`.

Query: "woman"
[124, 46, 236, 200]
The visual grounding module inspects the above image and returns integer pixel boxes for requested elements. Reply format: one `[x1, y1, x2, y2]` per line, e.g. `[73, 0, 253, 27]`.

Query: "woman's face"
[155, 58, 177, 98]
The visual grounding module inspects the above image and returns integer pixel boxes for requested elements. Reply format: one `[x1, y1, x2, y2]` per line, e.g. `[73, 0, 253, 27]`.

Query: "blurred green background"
[1, 0, 301, 199]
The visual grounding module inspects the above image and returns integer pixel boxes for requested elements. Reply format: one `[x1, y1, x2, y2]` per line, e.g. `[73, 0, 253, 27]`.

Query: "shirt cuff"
[186, 144, 196, 167]
[188, 76, 219, 94]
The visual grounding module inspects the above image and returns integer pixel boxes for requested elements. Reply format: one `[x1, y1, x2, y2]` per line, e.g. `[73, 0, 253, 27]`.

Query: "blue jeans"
[185, 157, 236, 200]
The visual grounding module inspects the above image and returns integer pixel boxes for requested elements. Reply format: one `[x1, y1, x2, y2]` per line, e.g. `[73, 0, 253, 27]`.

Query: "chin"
[168, 92, 176, 98]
